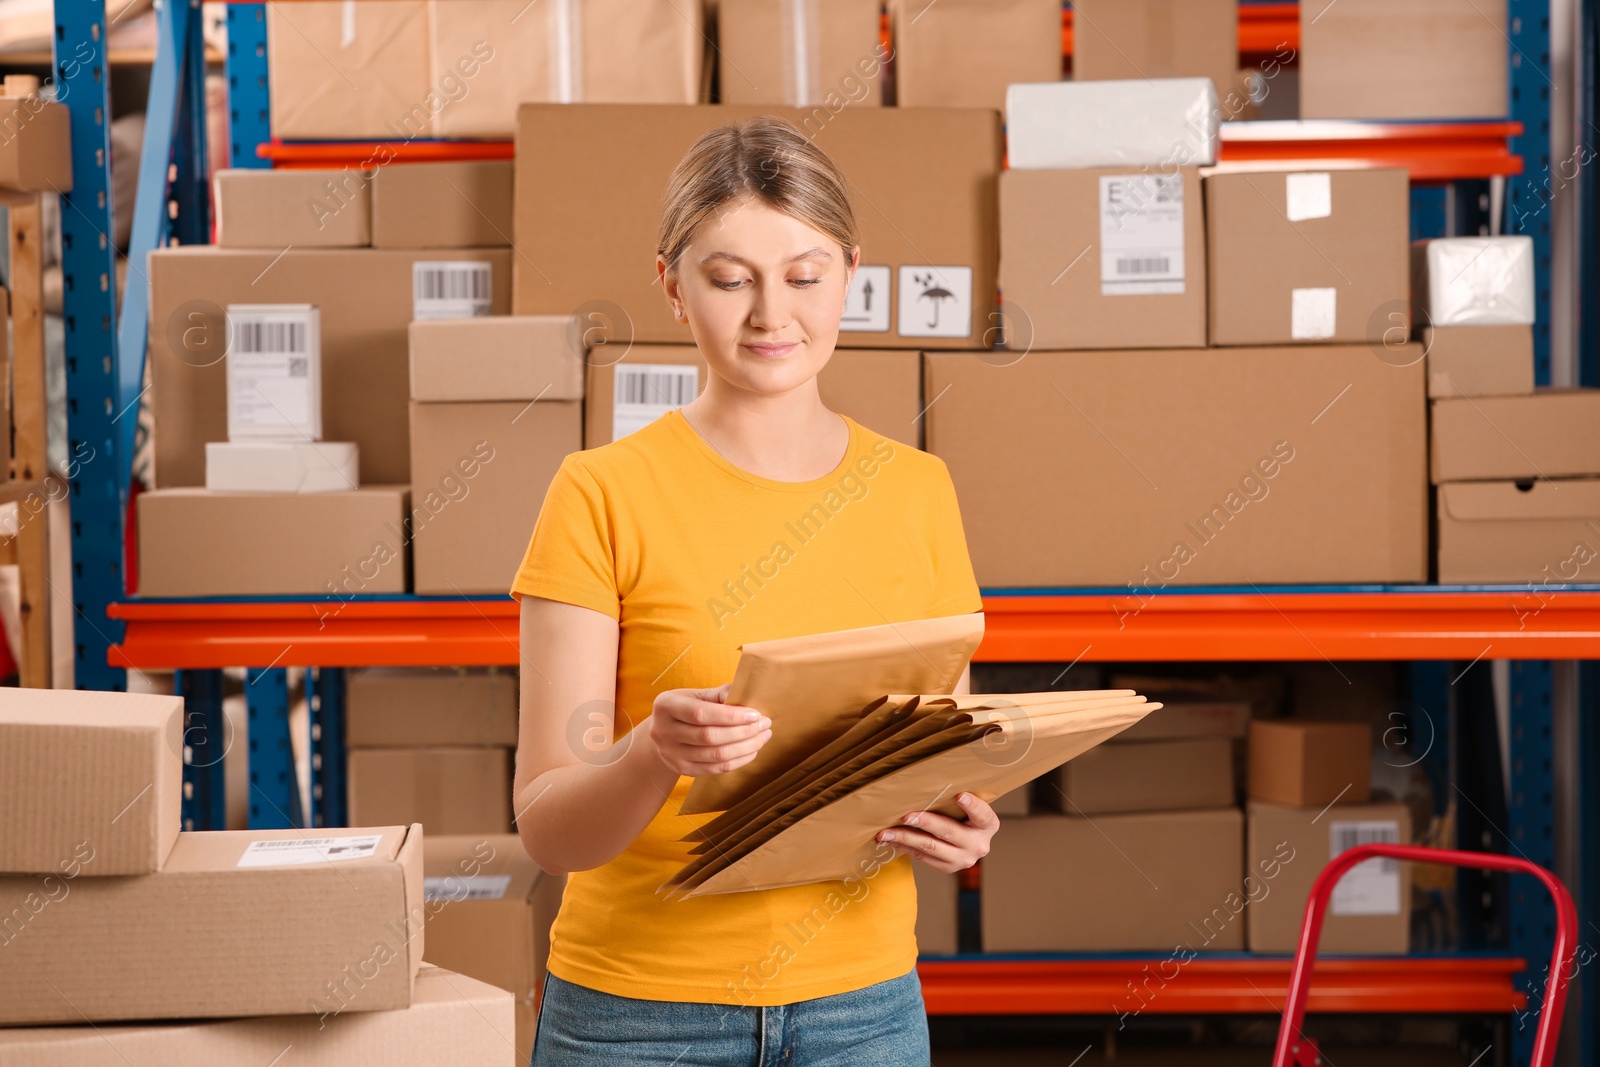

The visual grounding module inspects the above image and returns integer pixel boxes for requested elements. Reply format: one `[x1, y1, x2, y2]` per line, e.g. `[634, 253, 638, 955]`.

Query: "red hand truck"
[1272, 843, 1578, 1067]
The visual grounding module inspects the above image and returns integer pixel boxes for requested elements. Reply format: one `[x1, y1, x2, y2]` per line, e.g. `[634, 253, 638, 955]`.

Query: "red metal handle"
[1274, 843, 1577, 1067]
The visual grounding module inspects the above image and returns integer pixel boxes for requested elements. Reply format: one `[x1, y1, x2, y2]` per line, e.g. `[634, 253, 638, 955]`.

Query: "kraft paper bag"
[677, 612, 985, 816]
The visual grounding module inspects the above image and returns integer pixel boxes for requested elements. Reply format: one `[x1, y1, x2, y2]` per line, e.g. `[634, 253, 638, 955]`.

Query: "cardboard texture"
[1000, 167, 1206, 350]
[1437, 480, 1600, 584]
[0, 689, 182, 877]
[1431, 390, 1600, 482]
[1424, 325, 1536, 399]
[887, 0, 1061, 110]
[137, 486, 409, 597]
[267, 1, 433, 139]
[0, 97, 73, 191]
[1054, 737, 1234, 815]
[0, 826, 424, 1025]
[1412, 236, 1536, 327]
[1246, 800, 1413, 954]
[911, 858, 958, 955]
[0, 965, 515, 1066]
[1206, 168, 1410, 345]
[371, 161, 514, 248]
[982, 809, 1245, 951]
[718, 0, 885, 106]
[1005, 78, 1220, 170]
[513, 104, 1002, 351]
[1071, 0, 1239, 105]
[1112, 700, 1252, 743]
[409, 399, 579, 594]
[816, 349, 924, 448]
[150, 247, 513, 487]
[583, 343, 707, 450]
[410, 316, 585, 401]
[347, 667, 519, 747]
[1248, 719, 1372, 807]
[349, 748, 513, 834]
[925, 347, 1428, 586]
[214, 168, 371, 248]
[205, 440, 361, 494]
[1300, 0, 1508, 120]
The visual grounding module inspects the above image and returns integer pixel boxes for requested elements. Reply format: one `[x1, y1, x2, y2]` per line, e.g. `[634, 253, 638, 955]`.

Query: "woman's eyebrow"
[698, 247, 833, 266]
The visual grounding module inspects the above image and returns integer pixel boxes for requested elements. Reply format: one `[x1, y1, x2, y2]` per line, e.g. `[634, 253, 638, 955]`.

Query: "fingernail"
[759, 716, 772, 729]
[904, 814, 920, 827]
[744, 710, 759, 722]
[881, 831, 895, 842]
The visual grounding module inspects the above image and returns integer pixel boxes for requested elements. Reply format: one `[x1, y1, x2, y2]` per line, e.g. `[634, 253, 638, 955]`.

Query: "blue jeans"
[528, 966, 932, 1067]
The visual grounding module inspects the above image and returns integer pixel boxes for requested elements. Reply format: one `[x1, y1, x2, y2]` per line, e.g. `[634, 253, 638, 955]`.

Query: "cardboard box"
[1000, 167, 1206, 350]
[150, 247, 513, 487]
[1246, 800, 1412, 954]
[267, 1, 433, 139]
[1300, 0, 1508, 120]
[887, 0, 1061, 110]
[371, 161, 513, 249]
[0, 826, 423, 1025]
[1113, 701, 1252, 744]
[0, 96, 73, 191]
[1248, 720, 1371, 808]
[1437, 480, 1600, 585]
[816, 348, 923, 448]
[348, 667, 519, 747]
[137, 487, 409, 597]
[513, 104, 1002, 351]
[425, 0, 704, 137]
[910, 856, 958, 955]
[409, 399, 579, 594]
[0, 965, 514, 1066]
[214, 168, 372, 248]
[1424, 325, 1535, 399]
[1005, 78, 1220, 170]
[1071, 0, 1238, 105]
[1431, 390, 1600, 482]
[1054, 737, 1234, 815]
[0, 689, 182, 877]
[981, 810, 1245, 951]
[718, 0, 885, 106]
[409, 316, 585, 402]
[1412, 236, 1536, 327]
[990, 783, 1032, 816]
[925, 347, 1428, 586]
[1206, 169, 1410, 346]
[349, 748, 513, 834]
[206, 440, 360, 494]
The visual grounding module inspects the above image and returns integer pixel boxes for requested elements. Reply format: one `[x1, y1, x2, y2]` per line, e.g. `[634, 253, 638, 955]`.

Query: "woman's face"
[659, 194, 859, 398]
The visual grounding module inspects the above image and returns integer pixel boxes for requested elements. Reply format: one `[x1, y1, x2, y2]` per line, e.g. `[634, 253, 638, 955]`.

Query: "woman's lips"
[744, 341, 799, 357]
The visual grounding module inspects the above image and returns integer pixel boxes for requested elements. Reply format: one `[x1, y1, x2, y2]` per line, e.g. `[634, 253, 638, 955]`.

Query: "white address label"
[613, 363, 698, 442]
[424, 874, 513, 902]
[1328, 820, 1402, 916]
[413, 261, 493, 320]
[1099, 174, 1185, 296]
[236, 834, 384, 868]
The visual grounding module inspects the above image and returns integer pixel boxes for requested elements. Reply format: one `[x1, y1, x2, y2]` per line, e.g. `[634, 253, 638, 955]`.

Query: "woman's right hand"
[648, 682, 772, 777]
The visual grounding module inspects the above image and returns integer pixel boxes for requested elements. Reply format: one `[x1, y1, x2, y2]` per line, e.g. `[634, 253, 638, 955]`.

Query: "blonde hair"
[658, 116, 859, 275]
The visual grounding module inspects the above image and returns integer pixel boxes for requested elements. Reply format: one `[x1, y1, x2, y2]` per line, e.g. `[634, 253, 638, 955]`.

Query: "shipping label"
[1328, 820, 1402, 916]
[1099, 174, 1186, 296]
[413, 261, 493, 320]
[613, 363, 699, 441]
[225, 304, 319, 438]
[236, 834, 385, 868]
[424, 874, 514, 902]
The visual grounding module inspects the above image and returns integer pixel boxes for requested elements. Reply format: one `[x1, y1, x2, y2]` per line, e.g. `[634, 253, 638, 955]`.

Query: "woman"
[510, 115, 997, 1067]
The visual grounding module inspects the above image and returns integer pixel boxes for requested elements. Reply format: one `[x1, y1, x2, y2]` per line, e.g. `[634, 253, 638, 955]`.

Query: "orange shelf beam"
[1217, 119, 1525, 182]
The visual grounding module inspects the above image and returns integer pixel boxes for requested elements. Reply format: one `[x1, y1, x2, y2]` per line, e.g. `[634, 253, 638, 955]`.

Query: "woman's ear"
[657, 255, 685, 321]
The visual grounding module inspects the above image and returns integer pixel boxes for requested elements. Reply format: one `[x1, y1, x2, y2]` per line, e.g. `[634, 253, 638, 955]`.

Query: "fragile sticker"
[413, 261, 493, 320]
[237, 834, 384, 868]
[1285, 172, 1332, 222]
[898, 266, 972, 339]
[1098, 174, 1186, 296]
[1328, 820, 1402, 916]
[1291, 287, 1337, 340]
[424, 874, 514, 902]
[841, 265, 890, 333]
[614, 363, 698, 441]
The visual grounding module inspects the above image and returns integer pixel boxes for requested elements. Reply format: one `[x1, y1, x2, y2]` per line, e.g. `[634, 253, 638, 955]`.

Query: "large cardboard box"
[0, 826, 424, 1025]
[409, 399, 579, 594]
[1424, 325, 1535, 399]
[137, 487, 409, 597]
[214, 168, 371, 249]
[371, 161, 513, 249]
[513, 104, 1002, 351]
[347, 667, 519, 747]
[1437, 481, 1600, 585]
[150, 247, 513, 487]
[1054, 737, 1234, 815]
[924, 347, 1428, 586]
[1431, 390, 1600, 482]
[267, 2, 433, 139]
[1300, 0, 1508, 120]
[0, 965, 515, 1066]
[718, 0, 885, 107]
[0, 689, 182, 876]
[349, 748, 513, 834]
[1248, 720, 1372, 808]
[887, 0, 1061, 110]
[1071, 0, 1238, 105]
[410, 316, 585, 402]
[1246, 800, 1413, 954]
[981, 810, 1245, 951]
[0, 96, 73, 191]
[816, 349, 923, 448]
[1000, 167, 1206, 350]
[1205, 169, 1410, 346]
[910, 856, 958, 955]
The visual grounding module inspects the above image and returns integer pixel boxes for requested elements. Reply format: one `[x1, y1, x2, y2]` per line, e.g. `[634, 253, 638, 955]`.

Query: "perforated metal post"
[176, 668, 227, 830]
[247, 668, 304, 829]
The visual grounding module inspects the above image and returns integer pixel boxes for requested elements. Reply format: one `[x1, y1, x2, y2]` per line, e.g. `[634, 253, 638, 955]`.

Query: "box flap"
[162, 826, 411, 872]
[1440, 479, 1600, 522]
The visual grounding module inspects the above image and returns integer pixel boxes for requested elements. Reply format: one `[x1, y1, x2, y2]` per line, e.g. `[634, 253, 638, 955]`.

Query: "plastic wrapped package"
[1005, 77, 1220, 170]
[1412, 235, 1536, 326]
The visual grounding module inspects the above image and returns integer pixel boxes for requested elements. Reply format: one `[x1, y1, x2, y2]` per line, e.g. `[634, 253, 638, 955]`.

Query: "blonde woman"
[511, 116, 996, 1067]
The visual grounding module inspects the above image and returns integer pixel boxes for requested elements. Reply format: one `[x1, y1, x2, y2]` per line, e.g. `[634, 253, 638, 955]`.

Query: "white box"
[1412, 236, 1536, 327]
[225, 304, 323, 440]
[1005, 78, 1220, 170]
[205, 440, 360, 493]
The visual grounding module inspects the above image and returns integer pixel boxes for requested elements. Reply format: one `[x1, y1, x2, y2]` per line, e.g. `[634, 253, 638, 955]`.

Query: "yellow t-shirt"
[509, 406, 983, 1005]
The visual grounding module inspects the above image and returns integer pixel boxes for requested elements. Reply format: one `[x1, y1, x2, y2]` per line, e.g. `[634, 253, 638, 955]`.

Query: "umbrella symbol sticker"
[913, 271, 955, 330]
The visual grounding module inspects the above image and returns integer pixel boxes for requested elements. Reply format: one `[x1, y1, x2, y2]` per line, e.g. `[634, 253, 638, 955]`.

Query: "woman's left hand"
[875, 792, 998, 873]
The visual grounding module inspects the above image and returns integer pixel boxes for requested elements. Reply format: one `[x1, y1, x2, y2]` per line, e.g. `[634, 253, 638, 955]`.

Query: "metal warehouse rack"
[40, 0, 1592, 1059]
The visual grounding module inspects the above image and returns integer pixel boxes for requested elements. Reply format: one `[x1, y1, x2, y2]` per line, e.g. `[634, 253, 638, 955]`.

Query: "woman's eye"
[712, 278, 747, 291]
[791, 278, 823, 287]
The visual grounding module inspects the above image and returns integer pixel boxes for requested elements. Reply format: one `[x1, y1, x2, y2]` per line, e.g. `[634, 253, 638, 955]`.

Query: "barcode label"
[1114, 257, 1171, 275]
[413, 261, 493, 320]
[1328, 820, 1402, 916]
[226, 304, 321, 440]
[233, 318, 309, 355]
[424, 874, 513, 902]
[1099, 174, 1186, 296]
[613, 363, 699, 441]
[237, 834, 384, 868]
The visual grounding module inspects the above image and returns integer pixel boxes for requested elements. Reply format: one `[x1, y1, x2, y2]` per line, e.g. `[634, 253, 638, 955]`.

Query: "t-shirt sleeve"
[926, 457, 984, 617]
[509, 454, 622, 621]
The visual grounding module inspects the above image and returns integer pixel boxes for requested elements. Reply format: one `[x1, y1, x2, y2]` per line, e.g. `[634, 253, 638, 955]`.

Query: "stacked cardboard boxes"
[886, 0, 1061, 110]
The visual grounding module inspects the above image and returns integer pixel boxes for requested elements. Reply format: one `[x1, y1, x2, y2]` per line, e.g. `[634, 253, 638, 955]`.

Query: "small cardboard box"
[1071, 0, 1238, 105]
[348, 667, 519, 747]
[1000, 166, 1206, 350]
[206, 440, 360, 494]
[981, 809, 1245, 951]
[1437, 480, 1600, 585]
[1424, 325, 1535, 399]
[214, 168, 372, 248]
[0, 96, 72, 191]
[267, 1, 432, 139]
[718, 0, 885, 106]
[409, 316, 585, 402]
[1431, 390, 1600, 483]
[0, 689, 182, 876]
[910, 856, 959, 955]
[349, 749, 513, 835]
[886, 0, 1061, 110]
[1112, 701, 1252, 744]
[0, 964, 515, 1065]
[1246, 800, 1413, 954]
[1054, 737, 1234, 815]
[1248, 720, 1371, 808]
[1205, 169, 1410, 346]
[0, 826, 424, 1025]
[371, 161, 513, 249]
[137, 486, 409, 597]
